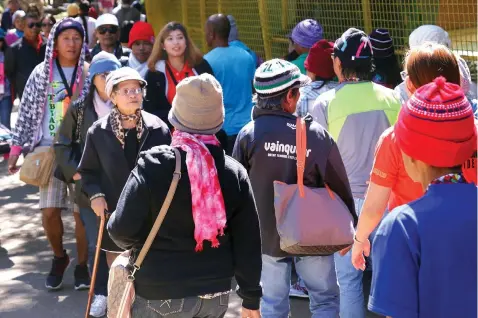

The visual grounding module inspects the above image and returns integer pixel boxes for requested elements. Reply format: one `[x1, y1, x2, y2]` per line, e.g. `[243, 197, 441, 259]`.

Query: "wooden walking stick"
[85, 212, 106, 318]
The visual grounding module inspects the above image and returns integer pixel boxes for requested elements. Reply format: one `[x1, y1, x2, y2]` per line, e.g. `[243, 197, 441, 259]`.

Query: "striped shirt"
[296, 81, 338, 117]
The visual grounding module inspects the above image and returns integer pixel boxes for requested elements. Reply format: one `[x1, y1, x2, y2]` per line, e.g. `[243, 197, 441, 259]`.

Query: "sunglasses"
[115, 87, 143, 96]
[98, 26, 118, 35]
[28, 22, 42, 29]
[42, 22, 54, 27]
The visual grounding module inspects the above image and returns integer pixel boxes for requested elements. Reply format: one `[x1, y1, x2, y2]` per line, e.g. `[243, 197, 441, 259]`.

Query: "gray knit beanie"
[168, 73, 224, 135]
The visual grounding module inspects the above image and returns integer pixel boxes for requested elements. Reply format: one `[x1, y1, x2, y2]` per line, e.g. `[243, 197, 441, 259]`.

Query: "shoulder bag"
[107, 147, 182, 318]
[20, 63, 88, 187]
[273, 117, 355, 255]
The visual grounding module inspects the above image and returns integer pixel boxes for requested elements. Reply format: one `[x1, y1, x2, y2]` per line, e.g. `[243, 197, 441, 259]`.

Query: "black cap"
[334, 28, 372, 67]
[369, 28, 394, 58]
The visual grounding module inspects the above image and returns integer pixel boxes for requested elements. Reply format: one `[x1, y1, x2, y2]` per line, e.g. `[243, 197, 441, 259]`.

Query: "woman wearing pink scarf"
[108, 73, 262, 318]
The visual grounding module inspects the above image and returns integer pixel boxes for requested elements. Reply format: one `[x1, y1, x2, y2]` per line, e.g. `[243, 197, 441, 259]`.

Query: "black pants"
[132, 294, 229, 318]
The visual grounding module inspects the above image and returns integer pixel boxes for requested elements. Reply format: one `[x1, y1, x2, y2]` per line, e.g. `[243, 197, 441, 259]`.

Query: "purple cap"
[291, 19, 323, 49]
[54, 18, 85, 39]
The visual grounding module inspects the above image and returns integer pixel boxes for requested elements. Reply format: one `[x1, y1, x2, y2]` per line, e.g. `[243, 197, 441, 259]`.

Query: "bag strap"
[130, 147, 182, 278]
[296, 117, 306, 198]
[165, 63, 179, 86]
[72, 64, 88, 102]
[295, 117, 335, 200]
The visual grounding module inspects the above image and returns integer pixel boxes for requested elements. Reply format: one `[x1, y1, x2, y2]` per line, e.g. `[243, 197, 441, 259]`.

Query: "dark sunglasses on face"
[28, 22, 42, 29]
[98, 26, 118, 35]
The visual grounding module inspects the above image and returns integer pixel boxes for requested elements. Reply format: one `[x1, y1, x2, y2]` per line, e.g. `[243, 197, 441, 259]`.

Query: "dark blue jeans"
[0, 96, 13, 130]
[80, 207, 108, 296]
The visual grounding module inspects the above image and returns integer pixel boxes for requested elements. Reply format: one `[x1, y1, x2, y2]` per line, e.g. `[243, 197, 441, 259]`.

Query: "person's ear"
[405, 76, 416, 97]
[110, 93, 117, 105]
[283, 89, 297, 112]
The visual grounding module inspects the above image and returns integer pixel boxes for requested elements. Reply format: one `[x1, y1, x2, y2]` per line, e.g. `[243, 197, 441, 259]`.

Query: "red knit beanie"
[304, 39, 335, 79]
[128, 22, 155, 48]
[395, 76, 477, 177]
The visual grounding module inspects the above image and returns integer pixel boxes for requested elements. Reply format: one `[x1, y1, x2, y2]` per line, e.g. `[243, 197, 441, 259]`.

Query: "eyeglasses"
[98, 26, 118, 35]
[115, 87, 143, 96]
[400, 71, 408, 81]
[42, 22, 54, 27]
[28, 22, 42, 29]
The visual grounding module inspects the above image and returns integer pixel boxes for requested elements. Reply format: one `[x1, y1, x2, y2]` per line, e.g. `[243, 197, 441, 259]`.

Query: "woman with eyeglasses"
[41, 14, 56, 39]
[54, 51, 121, 317]
[77, 67, 171, 270]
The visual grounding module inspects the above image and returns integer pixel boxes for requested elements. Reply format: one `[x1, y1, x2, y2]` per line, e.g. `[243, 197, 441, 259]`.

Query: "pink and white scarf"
[171, 130, 227, 252]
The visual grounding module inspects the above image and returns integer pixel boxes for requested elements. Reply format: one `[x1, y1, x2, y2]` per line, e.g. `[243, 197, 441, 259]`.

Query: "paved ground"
[0, 111, 380, 317]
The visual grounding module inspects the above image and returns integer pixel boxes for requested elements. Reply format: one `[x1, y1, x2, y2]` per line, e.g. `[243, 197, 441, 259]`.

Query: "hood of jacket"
[43, 18, 88, 95]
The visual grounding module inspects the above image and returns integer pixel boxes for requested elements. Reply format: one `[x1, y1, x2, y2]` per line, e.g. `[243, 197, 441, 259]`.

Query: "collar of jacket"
[99, 110, 164, 131]
[252, 106, 314, 123]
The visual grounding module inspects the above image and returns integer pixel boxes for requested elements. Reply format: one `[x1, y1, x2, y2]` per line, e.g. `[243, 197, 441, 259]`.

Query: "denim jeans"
[261, 254, 339, 318]
[0, 96, 12, 130]
[334, 197, 382, 318]
[131, 294, 229, 318]
[80, 207, 108, 296]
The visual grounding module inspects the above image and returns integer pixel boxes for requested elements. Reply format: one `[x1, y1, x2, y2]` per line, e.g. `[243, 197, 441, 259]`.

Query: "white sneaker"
[90, 295, 107, 317]
[289, 282, 309, 299]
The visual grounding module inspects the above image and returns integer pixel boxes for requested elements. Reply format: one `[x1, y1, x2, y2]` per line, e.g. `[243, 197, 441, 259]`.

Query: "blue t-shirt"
[229, 40, 259, 68]
[204, 46, 255, 136]
[369, 182, 477, 318]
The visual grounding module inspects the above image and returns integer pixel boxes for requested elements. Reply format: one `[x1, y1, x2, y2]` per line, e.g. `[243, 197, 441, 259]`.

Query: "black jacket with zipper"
[107, 144, 262, 309]
[233, 108, 357, 257]
[142, 59, 214, 125]
[54, 89, 99, 208]
[5, 37, 47, 99]
[78, 111, 171, 251]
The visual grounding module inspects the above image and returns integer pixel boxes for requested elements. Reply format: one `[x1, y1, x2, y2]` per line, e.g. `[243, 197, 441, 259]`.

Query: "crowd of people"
[1, 1, 477, 317]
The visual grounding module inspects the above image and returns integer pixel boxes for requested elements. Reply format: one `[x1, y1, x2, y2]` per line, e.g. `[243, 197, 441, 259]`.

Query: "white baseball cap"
[95, 13, 119, 29]
[105, 67, 147, 97]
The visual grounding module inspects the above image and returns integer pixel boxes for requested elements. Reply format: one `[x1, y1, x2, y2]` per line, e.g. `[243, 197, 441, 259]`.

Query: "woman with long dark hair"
[77, 0, 96, 49]
[143, 22, 213, 125]
[41, 14, 56, 39]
